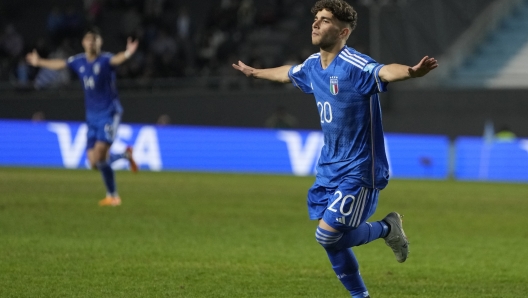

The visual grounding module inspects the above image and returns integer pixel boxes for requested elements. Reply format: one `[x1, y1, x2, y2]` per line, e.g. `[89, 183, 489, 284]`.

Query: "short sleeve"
[288, 58, 314, 94]
[347, 52, 388, 95]
[66, 56, 77, 72]
[101, 53, 114, 65]
[102, 53, 113, 59]
[354, 63, 388, 95]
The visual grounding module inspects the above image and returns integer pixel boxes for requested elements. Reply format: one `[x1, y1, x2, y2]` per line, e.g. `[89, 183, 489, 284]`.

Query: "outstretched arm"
[110, 37, 139, 66]
[379, 56, 438, 83]
[26, 49, 66, 70]
[232, 61, 291, 83]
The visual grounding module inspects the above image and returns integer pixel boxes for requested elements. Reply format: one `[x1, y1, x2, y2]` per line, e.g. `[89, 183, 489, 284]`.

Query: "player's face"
[82, 33, 102, 54]
[312, 9, 345, 49]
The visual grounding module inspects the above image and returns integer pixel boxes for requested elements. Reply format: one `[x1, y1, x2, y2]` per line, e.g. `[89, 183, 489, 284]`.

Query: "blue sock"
[319, 221, 388, 251]
[338, 221, 389, 248]
[108, 153, 126, 164]
[316, 223, 388, 298]
[326, 247, 369, 298]
[317, 227, 370, 297]
[96, 161, 116, 196]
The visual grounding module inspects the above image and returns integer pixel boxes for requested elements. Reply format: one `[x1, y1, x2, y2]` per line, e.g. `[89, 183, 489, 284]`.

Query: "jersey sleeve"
[288, 58, 314, 94]
[349, 53, 388, 95]
[66, 56, 78, 73]
[100, 52, 115, 69]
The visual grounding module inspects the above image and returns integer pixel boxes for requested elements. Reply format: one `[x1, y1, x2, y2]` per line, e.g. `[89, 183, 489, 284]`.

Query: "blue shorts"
[86, 114, 121, 149]
[307, 180, 379, 231]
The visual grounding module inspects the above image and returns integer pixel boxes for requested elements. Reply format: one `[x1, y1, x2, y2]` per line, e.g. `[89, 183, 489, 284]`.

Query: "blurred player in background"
[26, 27, 139, 207]
[233, 0, 437, 297]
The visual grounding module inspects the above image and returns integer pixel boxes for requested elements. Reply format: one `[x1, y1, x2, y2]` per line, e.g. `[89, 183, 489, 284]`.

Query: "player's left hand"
[125, 37, 139, 56]
[409, 56, 438, 78]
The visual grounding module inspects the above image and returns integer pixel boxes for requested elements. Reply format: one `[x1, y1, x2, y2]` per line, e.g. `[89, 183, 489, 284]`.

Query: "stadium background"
[1, 0, 528, 181]
[1, 1, 528, 297]
[0, 0, 527, 136]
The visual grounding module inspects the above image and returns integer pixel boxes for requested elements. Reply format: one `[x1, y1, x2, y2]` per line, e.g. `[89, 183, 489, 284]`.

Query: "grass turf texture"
[0, 168, 527, 297]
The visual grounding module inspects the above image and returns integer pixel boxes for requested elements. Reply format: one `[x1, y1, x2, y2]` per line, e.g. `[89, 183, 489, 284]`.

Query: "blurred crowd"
[0, 0, 371, 89]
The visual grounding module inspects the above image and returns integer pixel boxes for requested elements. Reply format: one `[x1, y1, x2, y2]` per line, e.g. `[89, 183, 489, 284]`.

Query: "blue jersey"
[288, 46, 390, 189]
[67, 52, 123, 123]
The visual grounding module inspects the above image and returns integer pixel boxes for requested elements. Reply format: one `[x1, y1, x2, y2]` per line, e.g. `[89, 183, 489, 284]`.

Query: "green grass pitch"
[1, 168, 527, 297]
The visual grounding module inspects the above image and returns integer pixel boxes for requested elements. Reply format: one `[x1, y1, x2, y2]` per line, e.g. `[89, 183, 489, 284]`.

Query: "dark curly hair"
[84, 26, 102, 37]
[311, 0, 357, 31]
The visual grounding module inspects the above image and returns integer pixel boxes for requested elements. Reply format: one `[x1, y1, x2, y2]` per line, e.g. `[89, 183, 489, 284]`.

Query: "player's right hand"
[26, 49, 40, 67]
[232, 61, 255, 77]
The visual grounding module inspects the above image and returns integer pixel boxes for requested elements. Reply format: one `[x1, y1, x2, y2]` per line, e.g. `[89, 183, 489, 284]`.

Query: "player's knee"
[90, 152, 106, 166]
[315, 226, 342, 250]
[89, 159, 97, 169]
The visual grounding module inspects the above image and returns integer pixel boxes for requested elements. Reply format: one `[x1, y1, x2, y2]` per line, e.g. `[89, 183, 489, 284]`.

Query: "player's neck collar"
[85, 52, 100, 62]
[319, 45, 346, 69]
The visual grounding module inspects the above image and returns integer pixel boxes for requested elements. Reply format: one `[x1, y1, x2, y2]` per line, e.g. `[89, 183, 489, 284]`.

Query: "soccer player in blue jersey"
[233, 0, 438, 297]
[26, 28, 139, 207]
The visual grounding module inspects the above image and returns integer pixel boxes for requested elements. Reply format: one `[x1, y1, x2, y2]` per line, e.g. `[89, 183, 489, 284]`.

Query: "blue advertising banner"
[455, 137, 528, 182]
[385, 133, 449, 179]
[0, 120, 449, 179]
